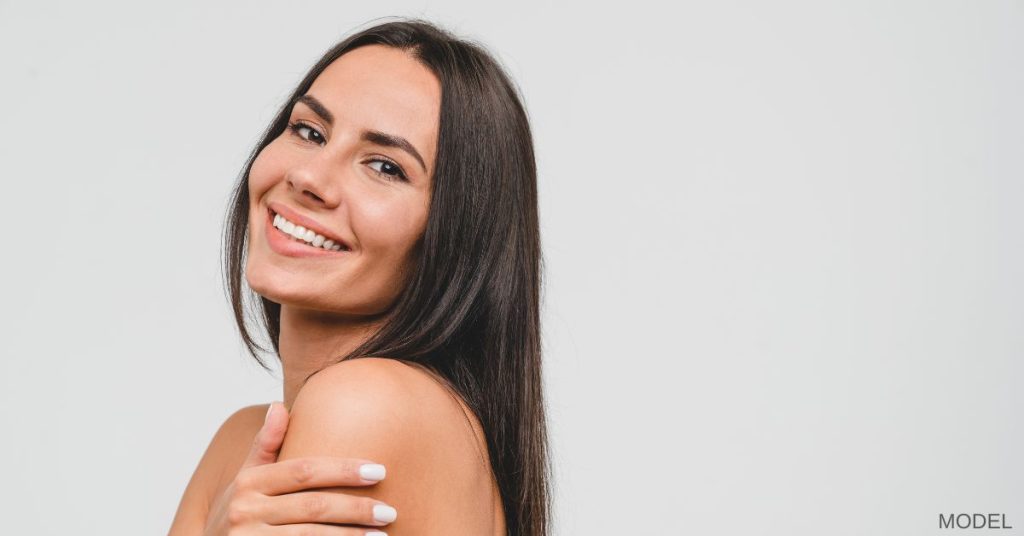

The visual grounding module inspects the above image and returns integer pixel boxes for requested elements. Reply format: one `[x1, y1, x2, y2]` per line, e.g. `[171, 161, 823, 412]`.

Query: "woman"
[167, 18, 550, 536]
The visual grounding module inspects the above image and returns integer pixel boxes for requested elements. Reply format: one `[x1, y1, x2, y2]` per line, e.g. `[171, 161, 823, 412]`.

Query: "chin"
[246, 267, 342, 312]
[245, 262, 303, 304]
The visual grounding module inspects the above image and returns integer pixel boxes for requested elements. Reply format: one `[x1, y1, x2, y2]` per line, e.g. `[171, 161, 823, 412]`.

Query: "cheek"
[247, 144, 287, 202]
[356, 198, 427, 258]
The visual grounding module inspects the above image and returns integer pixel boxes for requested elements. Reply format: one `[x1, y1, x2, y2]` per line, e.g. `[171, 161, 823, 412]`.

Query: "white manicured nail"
[365, 532, 387, 536]
[360, 463, 386, 481]
[373, 504, 397, 523]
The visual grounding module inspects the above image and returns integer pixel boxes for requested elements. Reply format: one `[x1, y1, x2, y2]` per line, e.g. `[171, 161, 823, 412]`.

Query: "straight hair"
[221, 17, 550, 536]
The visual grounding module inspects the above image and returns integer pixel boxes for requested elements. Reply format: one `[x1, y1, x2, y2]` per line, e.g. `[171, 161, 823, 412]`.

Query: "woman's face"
[246, 44, 440, 317]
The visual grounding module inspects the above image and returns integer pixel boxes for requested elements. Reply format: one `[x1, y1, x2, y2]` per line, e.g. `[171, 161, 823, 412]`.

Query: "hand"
[203, 402, 398, 535]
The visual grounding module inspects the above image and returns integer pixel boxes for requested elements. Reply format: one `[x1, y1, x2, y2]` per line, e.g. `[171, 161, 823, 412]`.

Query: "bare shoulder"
[208, 403, 272, 484]
[277, 357, 498, 534]
[216, 403, 272, 445]
[167, 404, 270, 535]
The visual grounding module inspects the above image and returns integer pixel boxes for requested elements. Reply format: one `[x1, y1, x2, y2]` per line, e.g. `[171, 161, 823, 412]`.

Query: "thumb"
[241, 401, 289, 469]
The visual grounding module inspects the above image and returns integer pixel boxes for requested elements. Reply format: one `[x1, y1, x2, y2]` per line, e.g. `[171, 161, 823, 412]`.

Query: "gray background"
[0, 1, 1020, 534]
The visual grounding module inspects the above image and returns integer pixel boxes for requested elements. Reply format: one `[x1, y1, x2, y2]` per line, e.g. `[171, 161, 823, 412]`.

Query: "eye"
[287, 121, 325, 145]
[366, 157, 409, 182]
[286, 121, 408, 182]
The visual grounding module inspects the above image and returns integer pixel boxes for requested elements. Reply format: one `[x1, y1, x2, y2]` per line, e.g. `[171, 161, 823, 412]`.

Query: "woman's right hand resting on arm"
[202, 402, 398, 536]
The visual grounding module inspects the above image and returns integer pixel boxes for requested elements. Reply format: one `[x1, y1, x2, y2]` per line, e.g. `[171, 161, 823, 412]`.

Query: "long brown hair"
[220, 17, 550, 535]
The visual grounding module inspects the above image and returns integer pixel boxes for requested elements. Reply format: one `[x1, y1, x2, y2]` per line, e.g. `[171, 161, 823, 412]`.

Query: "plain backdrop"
[0, 1, 1021, 534]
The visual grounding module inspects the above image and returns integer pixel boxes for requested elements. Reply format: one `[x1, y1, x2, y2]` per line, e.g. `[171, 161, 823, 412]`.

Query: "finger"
[241, 401, 291, 470]
[244, 456, 388, 496]
[270, 524, 389, 535]
[261, 490, 397, 527]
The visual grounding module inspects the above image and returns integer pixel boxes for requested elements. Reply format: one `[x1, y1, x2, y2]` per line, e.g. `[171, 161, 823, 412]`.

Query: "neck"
[278, 305, 385, 411]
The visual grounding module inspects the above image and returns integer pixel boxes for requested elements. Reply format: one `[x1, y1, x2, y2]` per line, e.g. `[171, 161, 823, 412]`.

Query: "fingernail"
[264, 403, 274, 424]
[365, 532, 387, 536]
[360, 463, 386, 481]
[373, 504, 397, 523]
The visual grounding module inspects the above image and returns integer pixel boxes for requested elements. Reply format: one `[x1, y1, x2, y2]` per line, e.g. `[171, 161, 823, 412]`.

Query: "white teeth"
[272, 211, 346, 252]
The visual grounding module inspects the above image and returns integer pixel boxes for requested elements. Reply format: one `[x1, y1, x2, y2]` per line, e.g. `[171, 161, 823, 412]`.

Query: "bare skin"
[168, 401, 401, 534]
[169, 44, 505, 534]
[169, 366, 505, 534]
[245, 44, 440, 412]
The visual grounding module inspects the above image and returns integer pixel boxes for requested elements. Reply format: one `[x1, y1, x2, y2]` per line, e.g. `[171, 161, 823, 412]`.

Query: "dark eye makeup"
[286, 120, 409, 182]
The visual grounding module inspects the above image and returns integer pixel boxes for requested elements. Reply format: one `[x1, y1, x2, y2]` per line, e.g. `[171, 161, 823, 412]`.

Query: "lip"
[265, 204, 351, 258]
[268, 202, 350, 249]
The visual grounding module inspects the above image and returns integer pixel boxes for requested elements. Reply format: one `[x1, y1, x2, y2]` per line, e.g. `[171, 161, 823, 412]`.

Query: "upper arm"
[167, 404, 269, 536]
[277, 357, 494, 534]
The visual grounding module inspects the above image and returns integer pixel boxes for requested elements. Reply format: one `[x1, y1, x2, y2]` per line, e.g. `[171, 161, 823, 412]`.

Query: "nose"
[284, 152, 342, 208]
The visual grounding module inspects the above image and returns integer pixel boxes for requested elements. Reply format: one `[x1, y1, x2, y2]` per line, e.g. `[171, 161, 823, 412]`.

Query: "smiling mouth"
[269, 208, 350, 252]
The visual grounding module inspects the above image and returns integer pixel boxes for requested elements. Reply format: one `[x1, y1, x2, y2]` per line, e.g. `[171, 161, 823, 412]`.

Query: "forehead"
[304, 45, 441, 165]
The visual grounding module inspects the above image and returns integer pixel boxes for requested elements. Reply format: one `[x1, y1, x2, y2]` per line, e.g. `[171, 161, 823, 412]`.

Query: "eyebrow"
[295, 94, 428, 173]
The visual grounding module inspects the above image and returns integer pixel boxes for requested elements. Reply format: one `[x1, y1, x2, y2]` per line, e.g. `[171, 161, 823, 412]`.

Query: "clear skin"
[201, 402, 398, 535]
[167, 44, 443, 535]
[246, 43, 440, 413]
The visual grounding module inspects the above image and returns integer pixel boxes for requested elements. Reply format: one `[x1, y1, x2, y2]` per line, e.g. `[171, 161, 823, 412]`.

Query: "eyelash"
[286, 121, 409, 182]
